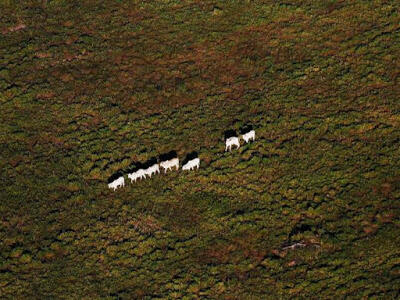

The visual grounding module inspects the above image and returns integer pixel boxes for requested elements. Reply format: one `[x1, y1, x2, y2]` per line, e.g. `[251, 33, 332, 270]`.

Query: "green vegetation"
[1, 0, 400, 298]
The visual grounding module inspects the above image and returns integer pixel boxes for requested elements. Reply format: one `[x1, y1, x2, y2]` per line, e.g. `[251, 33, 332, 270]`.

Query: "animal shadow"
[159, 150, 178, 162]
[107, 170, 124, 183]
[182, 151, 198, 166]
[224, 129, 237, 140]
[127, 161, 146, 173]
[143, 157, 158, 168]
[240, 124, 253, 135]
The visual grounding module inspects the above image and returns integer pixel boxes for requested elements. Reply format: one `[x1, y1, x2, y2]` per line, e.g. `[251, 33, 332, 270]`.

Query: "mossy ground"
[1, 0, 400, 298]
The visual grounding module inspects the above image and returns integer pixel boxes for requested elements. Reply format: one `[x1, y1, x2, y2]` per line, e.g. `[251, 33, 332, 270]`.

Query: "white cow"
[127, 172, 138, 183]
[225, 136, 240, 151]
[128, 169, 146, 183]
[108, 176, 125, 190]
[242, 130, 255, 143]
[160, 158, 179, 173]
[136, 169, 146, 180]
[182, 158, 200, 171]
[145, 163, 160, 178]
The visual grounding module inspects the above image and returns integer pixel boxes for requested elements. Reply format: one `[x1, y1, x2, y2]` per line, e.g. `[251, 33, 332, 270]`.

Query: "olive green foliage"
[1, 0, 400, 298]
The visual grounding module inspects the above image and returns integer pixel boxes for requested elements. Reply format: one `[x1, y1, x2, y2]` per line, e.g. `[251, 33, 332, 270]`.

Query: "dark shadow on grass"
[107, 170, 124, 183]
[159, 150, 177, 162]
[224, 129, 237, 140]
[126, 161, 144, 173]
[143, 156, 158, 168]
[182, 151, 198, 166]
[240, 124, 253, 134]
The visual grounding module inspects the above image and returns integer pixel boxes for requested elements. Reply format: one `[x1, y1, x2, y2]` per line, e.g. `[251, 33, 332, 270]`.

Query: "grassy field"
[1, 0, 400, 298]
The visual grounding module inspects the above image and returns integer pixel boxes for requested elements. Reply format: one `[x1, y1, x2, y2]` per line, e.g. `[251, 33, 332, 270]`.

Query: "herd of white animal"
[108, 129, 256, 191]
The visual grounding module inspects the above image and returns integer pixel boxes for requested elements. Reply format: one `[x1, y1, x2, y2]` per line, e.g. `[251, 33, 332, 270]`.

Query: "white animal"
[242, 130, 255, 143]
[128, 169, 146, 183]
[136, 169, 146, 180]
[160, 158, 179, 173]
[145, 163, 160, 178]
[108, 176, 125, 190]
[182, 158, 200, 171]
[225, 136, 240, 151]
